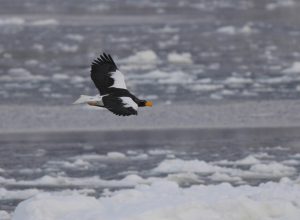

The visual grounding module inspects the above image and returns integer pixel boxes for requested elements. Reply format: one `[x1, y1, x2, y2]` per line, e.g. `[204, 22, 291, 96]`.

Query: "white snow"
[167, 52, 193, 64]
[13, 180, 300, 220]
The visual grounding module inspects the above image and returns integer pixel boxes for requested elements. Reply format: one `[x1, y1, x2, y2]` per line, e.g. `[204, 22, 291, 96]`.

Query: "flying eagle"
[74, 53, 153, 116]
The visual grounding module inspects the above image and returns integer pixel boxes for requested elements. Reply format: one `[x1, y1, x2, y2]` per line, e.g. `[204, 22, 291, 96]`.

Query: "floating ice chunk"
[107, 152, 127, 159]
[47, 159, 91, 170]
[0, 17, 25, 25]
[56, 43, 79, 53]
[153, 159, 220, 174]
[239, 24, 254, 34]
[166, 173, 202, 185]
[235, 155, 261, 165]
[158, 71, 194, 84]
[282, 62, 300, 74]
[72, 152, 128, 161]
[8, 68, 32, 78]
[209, 172, 243, 182]
[25, 59, 39, 66]
[13, 181, 300, 220]
[0, 68, 47, 82]
[266, 0, 296, 10]
[259, 76, 292, 84]
[125, 50, 158, 64]
[12, 174, 146, 188]
[217, 25, 255, 35]
[225, 76, 253, 84]
[31, 19, 58, 26]
[65, 34, 84, 42]
[167, 52, 193, 64]
[148, 149, 173, 155]
[217, 26, 236, 35]
[0, 188, 40, 200]
[71, 76, 86, 84]
[215, 155, 260, 166]
[150, 26, 179, 33]
[189, 84, 224, 91]
[52, 73, 70, 80]
[249, 162, 296, 177]
[33, 43, 44, 52]
[282, 159, 300, 166]
[89, 4, 110, 11]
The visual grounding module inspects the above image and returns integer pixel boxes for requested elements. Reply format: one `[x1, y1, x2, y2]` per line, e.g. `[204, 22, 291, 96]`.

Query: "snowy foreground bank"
[13, 180, 300, 220]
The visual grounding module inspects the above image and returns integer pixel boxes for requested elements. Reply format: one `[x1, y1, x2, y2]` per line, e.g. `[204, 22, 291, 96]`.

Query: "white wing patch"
[109, 70, 127, 89]
[120, 97, 138, 110]
[73, 95, 103, 104]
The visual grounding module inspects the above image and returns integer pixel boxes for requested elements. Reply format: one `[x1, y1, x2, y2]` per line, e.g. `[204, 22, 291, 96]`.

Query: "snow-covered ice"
[13, 180, 300, 220]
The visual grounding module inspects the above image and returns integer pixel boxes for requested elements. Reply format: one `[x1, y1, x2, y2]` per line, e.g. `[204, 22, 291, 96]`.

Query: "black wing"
[91, 53, 127, 95]
[103, 95, 138, 116]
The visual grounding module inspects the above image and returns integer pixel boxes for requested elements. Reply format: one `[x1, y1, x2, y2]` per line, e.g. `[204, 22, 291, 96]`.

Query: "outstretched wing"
[91, 53, 127, 95]
[103, 95, 138, 116]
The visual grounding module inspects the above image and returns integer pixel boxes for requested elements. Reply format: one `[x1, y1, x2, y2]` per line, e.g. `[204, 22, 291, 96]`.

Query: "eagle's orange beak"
[145, 101, 153, 107]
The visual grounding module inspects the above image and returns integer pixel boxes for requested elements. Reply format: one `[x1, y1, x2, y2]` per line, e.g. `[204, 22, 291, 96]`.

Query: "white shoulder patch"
[109, 70, 127, 89]
[120, 97, 138, 110]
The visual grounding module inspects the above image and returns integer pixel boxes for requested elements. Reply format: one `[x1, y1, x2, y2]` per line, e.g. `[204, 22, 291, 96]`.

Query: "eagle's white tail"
[73, 95, 97, 104]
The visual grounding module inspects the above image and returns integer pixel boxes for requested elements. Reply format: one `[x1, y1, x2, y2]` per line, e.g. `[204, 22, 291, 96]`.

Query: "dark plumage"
[88, 53, 152, 116]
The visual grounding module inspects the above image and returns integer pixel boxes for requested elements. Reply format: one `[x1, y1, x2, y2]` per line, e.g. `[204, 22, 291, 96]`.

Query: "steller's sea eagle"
[73, 53, 153, 116]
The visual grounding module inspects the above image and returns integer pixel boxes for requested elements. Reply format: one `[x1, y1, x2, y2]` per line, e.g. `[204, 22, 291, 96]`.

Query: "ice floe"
[124, 50, 158, 64]
[282, 62, 300, 74]
[0, 68, 47, 82]
[13, 180, 300, 220]
[31, 19, 58, 26]
[167, 52, 193, 64]
[266, 0, 296, 10]
[0, 18, 25, 26]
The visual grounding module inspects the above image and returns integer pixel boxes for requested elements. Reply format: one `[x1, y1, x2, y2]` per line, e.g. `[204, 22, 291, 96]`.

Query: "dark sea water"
[1, 0, 300, 105]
